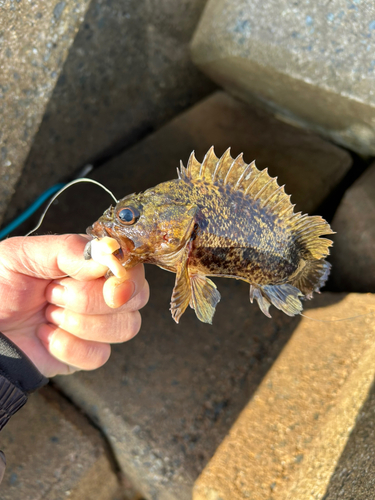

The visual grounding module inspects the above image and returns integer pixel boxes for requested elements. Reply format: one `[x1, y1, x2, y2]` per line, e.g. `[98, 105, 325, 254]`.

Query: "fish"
[86, 147, 334, 324]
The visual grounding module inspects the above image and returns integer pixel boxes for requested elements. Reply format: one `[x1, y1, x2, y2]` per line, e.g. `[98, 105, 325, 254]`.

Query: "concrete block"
[193, 293, 375, 500]
[0, 0, 90, 224]
[0, 385, 120, 500]
[330, 162, 375, 293]
[3, 0, 215, 225]
[191, 0, 375, 155]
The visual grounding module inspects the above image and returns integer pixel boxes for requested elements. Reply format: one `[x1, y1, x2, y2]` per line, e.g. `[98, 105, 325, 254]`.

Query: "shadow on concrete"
[323, 380, 375, 500]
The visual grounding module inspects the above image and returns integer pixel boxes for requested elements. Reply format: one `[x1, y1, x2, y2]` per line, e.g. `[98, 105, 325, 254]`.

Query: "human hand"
[0, 234, 149, 377]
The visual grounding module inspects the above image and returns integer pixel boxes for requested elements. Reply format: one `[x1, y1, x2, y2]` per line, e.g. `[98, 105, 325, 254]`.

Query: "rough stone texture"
[193, 293, 375, 500]
[3, 0, 215, 225]
[191, 0, 375, 156]
[0, 0, 90, 224]
[323, 381, 375, 500]
[330, 162, 375, 293]
[0, 385, 120, 500]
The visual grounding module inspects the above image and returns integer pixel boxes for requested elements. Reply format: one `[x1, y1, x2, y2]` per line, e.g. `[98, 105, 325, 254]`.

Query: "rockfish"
[86, 147, 334, 324]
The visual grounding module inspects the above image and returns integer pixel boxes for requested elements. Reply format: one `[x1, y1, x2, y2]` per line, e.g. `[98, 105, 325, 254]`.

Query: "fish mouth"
[86, 220, 112, 240]
[86, 221, 126, 246]
[86, 220, 135, 256]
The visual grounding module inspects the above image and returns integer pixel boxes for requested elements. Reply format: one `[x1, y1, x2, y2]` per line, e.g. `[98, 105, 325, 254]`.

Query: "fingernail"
[48, 307, 65, 327]
[50, 284, 66, 306]
[116, 279, 135, 298]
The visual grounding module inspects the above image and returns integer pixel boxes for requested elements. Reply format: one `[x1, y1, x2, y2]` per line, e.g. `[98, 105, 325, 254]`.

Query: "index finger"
[0, 234, 109, 281]
[46, 264, 148, 314]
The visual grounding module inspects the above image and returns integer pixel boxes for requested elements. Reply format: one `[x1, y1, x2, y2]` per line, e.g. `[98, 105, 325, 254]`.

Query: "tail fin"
[291, 259, 331, 299]
[289, 214, 334, 260]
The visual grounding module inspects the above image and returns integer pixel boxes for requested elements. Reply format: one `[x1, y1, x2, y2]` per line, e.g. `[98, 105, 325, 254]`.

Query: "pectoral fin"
[189, 274, 221, 324]
[170, 238, 221, 324]
[170, 257, 191, 324]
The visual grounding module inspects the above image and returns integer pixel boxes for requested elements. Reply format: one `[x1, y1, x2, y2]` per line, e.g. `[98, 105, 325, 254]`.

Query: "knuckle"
[114, 311, 141, 342]
[126, 280, 150, 312]
[65, 281, 91, 312]
[86, 342, 111, 368]
[64, 310, 81, 333]
[127, 311, 142, 338]
[50, 331, 74, 360]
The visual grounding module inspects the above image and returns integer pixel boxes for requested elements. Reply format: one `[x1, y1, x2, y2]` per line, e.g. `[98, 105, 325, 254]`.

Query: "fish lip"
[86, 206, 116, 238]
[86, 222, 110, 240]
[86, 221, 135, 254]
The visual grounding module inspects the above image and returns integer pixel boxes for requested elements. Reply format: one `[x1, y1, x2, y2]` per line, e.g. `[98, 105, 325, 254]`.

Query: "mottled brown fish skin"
[149, 178, 299, 285]
[87, 147, 333, 323]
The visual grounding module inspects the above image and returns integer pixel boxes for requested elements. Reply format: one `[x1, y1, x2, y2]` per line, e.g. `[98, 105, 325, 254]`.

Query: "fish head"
[87, 185, 198, 266]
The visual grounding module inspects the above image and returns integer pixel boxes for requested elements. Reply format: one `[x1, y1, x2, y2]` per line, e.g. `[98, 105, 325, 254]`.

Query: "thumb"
[0, 234, 108, 281]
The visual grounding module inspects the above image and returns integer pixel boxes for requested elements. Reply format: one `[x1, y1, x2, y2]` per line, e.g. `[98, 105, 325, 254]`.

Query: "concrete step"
[193, 293, 375, 500]
[0, 386, 122, 500]
[191, 0, 375, 155]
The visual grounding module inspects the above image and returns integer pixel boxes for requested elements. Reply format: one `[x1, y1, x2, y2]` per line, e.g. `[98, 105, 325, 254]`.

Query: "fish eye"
[117, 206, 140, 225]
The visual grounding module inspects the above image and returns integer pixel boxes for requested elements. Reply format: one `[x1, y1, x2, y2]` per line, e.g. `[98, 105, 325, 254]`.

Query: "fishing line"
[26, 178, 118, 237]
[20, 178, 118, 280]
[300, 311, 374, 323]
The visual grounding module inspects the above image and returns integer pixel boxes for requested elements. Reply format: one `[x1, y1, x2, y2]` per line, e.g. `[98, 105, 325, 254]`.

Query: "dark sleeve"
[0, 333, 48, 431]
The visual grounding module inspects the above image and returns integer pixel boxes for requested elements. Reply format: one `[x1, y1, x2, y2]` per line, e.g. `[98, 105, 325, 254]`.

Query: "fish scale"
[87, 147, 334, 324]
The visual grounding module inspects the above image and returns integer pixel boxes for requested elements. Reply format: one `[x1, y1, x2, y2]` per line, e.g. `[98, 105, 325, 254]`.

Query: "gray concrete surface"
[0, 0, 90, 225]
[330, 161, 375, 292]
[191, 0, 375, 156]
[1, 386, 120, 500]
[3, 0, 215, 226]
[323, 381, 375, 500]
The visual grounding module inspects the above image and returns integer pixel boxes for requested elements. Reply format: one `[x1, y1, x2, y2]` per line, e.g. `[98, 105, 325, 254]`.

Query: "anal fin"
[190, 275, 221, 324]
[250, 283, 303, 317]
[250, 285, 272, 318]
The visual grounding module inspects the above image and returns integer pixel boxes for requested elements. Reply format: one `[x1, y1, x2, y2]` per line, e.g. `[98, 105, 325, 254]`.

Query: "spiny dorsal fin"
[178, 146, 294, 218]
[178, 147, 334, 259]
[200, 146, 219, 181]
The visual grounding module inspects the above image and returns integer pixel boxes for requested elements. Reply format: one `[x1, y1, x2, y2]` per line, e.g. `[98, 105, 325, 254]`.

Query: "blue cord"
[0, 183, 66, 240]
